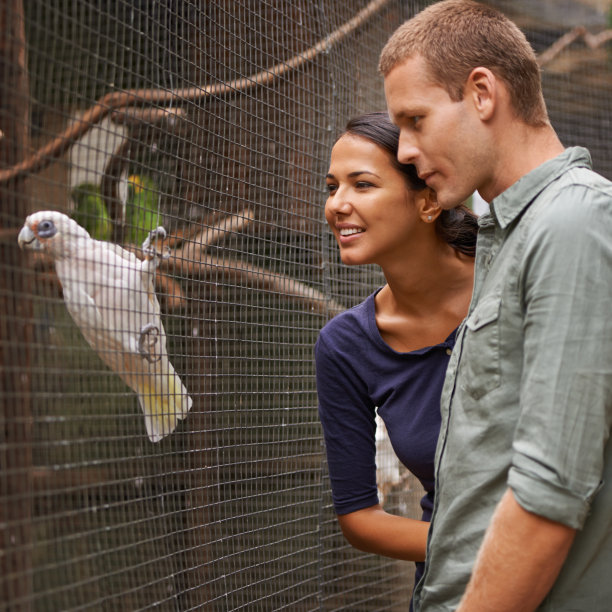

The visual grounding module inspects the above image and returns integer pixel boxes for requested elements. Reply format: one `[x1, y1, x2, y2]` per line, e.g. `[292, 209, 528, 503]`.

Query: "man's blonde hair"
[379, 0, 549, 126]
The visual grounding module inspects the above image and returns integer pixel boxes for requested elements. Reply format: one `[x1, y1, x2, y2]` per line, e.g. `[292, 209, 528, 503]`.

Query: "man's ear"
[417, 188, 441, 223]
[465, 67, 497, 121]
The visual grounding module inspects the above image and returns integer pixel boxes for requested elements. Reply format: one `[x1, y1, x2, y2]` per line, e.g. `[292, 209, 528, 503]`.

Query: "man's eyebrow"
[391, 108, 422, 122]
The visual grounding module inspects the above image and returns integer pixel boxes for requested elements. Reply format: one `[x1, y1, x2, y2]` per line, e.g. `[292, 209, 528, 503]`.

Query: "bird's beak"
[18, 226, 41, 250]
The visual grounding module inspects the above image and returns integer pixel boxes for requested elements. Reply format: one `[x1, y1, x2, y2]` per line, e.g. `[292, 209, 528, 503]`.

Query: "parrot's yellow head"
[18, 210, 91, 258]
[128, 175, 144, 195]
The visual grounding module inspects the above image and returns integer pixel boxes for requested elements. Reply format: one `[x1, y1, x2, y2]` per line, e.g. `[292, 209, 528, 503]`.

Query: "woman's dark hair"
[341, 111, 478, 257]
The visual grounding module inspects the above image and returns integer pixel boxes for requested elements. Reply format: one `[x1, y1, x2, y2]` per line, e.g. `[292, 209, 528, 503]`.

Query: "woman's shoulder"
[318, 290, 378, 343]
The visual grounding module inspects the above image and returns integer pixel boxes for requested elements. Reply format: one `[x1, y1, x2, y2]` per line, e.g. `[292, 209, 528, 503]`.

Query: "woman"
[315, 112, 477, 588]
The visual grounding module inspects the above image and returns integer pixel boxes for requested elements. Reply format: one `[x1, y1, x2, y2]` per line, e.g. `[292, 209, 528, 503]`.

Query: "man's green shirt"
[415, 148, 612, 611]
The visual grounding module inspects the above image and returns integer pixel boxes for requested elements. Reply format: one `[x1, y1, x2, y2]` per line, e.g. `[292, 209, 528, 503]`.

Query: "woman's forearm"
[337, 504, 429, 561]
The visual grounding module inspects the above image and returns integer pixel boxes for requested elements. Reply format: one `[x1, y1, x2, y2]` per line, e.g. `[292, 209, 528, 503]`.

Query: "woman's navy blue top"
[315, 289, 456, 576]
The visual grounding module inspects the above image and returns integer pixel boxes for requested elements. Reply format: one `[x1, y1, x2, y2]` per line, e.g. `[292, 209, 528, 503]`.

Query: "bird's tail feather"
[137, 373, 193, 442]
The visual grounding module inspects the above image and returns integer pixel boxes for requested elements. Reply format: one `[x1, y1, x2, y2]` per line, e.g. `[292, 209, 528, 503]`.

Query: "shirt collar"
[488, 147, 592, 229]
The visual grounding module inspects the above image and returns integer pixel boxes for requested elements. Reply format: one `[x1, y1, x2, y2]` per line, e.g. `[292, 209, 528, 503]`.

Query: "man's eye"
[412, 116, 421, 125]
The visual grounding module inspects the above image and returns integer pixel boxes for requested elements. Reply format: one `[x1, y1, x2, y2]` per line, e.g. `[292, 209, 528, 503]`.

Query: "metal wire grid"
[2, 0, 612, 610]
[1, 0, 421, 609]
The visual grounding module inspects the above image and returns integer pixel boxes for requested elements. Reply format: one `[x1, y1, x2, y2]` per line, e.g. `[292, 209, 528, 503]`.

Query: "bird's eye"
[37, 220, 57, 238]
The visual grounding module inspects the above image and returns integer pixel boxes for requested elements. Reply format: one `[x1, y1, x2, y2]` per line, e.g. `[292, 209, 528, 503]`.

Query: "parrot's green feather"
[125, 175, 161, 244]
[71, 183, 112, 241]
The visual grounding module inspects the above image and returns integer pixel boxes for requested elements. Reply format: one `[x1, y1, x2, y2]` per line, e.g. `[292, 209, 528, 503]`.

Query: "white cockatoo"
[18, 210, 192, 442]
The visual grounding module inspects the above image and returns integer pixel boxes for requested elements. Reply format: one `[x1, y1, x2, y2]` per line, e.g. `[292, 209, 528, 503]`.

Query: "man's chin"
[437, 195, 469, 211]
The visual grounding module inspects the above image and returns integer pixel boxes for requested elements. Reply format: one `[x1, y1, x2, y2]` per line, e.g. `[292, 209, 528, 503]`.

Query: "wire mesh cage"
[2, 0, 612, 610]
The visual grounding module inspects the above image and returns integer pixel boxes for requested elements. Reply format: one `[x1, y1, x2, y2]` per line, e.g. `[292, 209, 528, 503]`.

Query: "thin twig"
[538, 26, 612, 67]
[538, 26, 586, 66]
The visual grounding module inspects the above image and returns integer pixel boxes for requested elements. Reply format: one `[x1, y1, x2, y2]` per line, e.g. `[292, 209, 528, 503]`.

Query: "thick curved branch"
[0, 0, 391, 184]
[174, 208, 255, 260]
[167, 208, 345, 316]
[167, 252, 345, 317]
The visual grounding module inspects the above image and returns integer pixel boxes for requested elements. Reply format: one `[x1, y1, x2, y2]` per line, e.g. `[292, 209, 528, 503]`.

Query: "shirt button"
[446, 348, 452, 356]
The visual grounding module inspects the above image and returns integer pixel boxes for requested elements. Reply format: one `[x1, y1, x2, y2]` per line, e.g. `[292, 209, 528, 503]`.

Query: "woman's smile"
[325, 134, 422, 266]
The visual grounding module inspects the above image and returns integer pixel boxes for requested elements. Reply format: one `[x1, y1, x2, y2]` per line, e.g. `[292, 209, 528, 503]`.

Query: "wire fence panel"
[1, 0, 612, 610]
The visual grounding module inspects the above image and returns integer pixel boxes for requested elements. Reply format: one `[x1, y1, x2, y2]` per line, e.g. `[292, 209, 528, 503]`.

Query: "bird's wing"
[57, 243, 158, 357]
[101, 240, 140, 265]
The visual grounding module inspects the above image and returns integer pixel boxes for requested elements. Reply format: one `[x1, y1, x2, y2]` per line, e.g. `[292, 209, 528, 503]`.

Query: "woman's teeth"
[339, 228, 364, 236]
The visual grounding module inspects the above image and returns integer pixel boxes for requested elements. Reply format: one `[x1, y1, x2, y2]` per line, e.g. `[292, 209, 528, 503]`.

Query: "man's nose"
[397, 132, 419, 165]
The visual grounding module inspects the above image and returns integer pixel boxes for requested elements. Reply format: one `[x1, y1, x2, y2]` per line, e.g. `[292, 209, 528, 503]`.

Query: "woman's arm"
[337, 504, 429, 561]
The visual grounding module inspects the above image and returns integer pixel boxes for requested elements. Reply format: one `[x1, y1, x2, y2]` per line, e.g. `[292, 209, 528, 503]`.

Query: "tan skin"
[386, 54, 575, 610]
[325, 133, 474, 561]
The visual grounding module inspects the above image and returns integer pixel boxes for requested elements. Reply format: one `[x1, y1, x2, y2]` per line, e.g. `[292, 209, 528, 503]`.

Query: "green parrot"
[70, 182, 112, 241]
[124, 174, 161, 245]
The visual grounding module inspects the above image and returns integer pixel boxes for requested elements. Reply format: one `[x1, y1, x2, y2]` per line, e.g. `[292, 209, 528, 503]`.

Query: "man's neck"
[480, 124, 564, 203]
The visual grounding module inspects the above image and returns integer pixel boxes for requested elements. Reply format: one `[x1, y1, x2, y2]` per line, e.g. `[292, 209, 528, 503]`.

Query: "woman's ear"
[417, 188, 441, 224]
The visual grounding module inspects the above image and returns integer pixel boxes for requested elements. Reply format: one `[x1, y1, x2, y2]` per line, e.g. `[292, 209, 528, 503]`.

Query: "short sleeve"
[315, 330, 379, 514]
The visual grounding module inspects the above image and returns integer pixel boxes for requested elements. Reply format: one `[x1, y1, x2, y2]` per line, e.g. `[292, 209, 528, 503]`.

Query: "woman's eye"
[355, 181, 373, 189]
[326, 183, 337, 194]
[413, 116, 421, 126]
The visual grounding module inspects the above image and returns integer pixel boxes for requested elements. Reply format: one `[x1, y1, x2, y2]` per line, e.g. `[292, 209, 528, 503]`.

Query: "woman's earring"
[427, 215, 433, 222]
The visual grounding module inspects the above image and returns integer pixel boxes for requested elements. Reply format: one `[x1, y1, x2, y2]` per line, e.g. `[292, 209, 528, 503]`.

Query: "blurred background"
[1, 1, 611, 609]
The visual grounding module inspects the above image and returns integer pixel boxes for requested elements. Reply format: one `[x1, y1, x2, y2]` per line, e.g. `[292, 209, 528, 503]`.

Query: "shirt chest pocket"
[459, 294, 502, 400]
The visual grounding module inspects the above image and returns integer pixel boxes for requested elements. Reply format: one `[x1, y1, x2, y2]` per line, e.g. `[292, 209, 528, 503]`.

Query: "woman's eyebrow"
[325, 170, 381, 179]
[348, 170, 381, 179]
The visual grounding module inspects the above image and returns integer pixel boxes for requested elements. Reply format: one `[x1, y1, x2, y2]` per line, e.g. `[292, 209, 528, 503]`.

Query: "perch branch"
[174, 207, 255, 261]
[109, 106, 185, 128]
[0, 0, 391, 184]
[165, 207, 346, 316]
[167, 252, 345, 317]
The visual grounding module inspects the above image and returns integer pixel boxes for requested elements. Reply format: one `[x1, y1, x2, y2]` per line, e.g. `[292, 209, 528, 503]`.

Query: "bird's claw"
[142, 226, 170, 260]
[138, 323, 161, 362]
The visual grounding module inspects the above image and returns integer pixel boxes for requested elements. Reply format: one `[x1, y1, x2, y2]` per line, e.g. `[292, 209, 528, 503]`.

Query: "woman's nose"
[327, 189, 352, 215]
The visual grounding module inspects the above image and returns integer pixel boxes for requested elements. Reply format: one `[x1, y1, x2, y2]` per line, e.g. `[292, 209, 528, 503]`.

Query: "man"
[379, 1, 612, 611]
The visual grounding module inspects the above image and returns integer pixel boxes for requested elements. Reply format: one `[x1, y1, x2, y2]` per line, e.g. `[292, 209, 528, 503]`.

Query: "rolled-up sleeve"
[509, 183, 612, 528]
